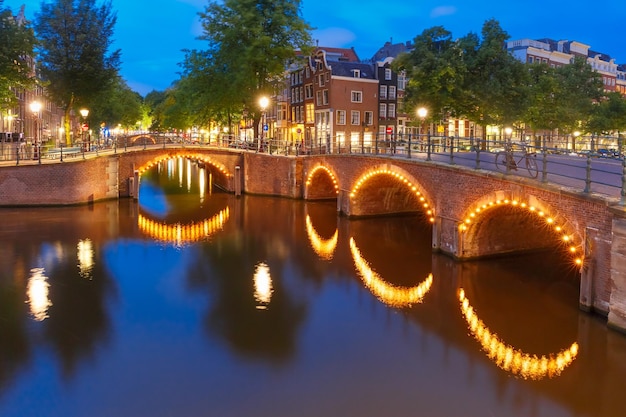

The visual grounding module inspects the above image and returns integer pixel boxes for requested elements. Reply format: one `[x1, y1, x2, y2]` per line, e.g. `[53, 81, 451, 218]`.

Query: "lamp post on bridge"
[258, 96, 269, 153]
[417, 107, 428, 160]
[80, 108, 89, 155]
[30, 101, 42, 164]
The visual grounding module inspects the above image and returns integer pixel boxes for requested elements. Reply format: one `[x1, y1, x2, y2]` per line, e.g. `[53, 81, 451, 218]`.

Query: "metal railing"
[2, 133, 625, 205]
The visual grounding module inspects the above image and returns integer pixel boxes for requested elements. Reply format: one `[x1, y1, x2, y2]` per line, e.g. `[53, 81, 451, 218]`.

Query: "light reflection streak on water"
[167, 159, 174, 179]
[186, 159, 192, 192]
[458, 288, 578, 380]
[253, 262, 273, 309]
[137, 207, 230, 246]
[199, 167, 206, 203]
[26, 268, 52, 321]
[77, 238, 94, 279]
[349, 237, 433, 308]
[178, 157, 183, 187]
[305, 215, 337, 260]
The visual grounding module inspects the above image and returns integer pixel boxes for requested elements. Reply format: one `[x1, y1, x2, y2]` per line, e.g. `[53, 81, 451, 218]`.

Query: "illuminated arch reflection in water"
[458, 288, 578, 380]
[305, 215, 338, 260]
[349, 237, 433, 308]
[137, 208, 230, 246]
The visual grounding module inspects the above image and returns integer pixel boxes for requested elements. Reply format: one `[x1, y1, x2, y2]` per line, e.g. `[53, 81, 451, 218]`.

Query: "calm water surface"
[0, 158, 625, 417]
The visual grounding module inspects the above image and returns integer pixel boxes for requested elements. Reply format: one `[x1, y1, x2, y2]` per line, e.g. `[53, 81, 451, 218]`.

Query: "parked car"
[596, 148, 620, 158]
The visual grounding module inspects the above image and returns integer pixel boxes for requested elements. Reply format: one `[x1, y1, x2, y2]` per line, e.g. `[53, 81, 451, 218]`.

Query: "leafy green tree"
[192, 0, 313, 137]
[557, 55, 604, 134]
[88, 76, 143, 132]
[144, 90, 169, 132]
[33, 0, 120, 144]
[588, 92, 626, 149]
[0, 2, 37, 111]
[393, 26, 465, 127]
[522, 63, 563, 145]
[460, 19, 528, 136]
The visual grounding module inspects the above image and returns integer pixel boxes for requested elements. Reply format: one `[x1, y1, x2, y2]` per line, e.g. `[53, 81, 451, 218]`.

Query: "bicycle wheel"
[525, 154, 538, 178]
[495, 151, 509, 172]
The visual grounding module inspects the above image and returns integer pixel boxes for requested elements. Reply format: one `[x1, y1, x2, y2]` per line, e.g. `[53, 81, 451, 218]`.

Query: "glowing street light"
[30, 101, 42, 163]
[259, 96, 269, 152]
[417, 107, 429, 160]
[80, 108, 89, 152]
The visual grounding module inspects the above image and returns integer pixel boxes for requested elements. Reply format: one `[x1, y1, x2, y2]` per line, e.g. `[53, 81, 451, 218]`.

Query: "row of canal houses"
[268, 39, 626, 152]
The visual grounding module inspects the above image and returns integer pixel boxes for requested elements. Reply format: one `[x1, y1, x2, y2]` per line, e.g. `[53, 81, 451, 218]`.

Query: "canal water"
[0, 157, 625, 417]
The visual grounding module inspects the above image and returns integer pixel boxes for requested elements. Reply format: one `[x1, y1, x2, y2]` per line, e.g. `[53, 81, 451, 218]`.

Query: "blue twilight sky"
[9, 0, 626, 96]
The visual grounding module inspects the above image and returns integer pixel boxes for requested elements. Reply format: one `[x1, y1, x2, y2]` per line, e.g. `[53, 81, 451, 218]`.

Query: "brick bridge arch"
[301, 156, 615, 319]
[117, 148, 244, 196]
[457, 190, 584, 266]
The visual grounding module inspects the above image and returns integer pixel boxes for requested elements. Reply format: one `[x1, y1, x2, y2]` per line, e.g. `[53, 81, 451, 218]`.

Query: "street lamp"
[504, 127, 513, 144]
[259, 96, 269, 152]
[30, 101, 42, 163]
[417, 107, 428, 159]
[80, 108, 89, 152]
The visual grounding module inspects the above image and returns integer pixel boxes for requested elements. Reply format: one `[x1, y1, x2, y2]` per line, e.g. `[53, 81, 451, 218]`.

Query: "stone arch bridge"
[1, 145, 625, 333]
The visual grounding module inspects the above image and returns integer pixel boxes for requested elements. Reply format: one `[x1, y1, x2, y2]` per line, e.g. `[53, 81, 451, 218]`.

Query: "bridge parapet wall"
[0, 157, 118, 205]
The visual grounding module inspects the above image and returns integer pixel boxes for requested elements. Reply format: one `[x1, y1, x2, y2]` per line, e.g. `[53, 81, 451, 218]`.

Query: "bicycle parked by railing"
[495, 142, 538, 178]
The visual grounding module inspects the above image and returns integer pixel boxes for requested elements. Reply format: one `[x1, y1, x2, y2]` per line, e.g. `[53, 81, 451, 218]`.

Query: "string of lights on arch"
[459, 198, 583, 266]
[305, 165, 339, 194]
[136, 153, 231, 177]
[349, 168, 435, 223]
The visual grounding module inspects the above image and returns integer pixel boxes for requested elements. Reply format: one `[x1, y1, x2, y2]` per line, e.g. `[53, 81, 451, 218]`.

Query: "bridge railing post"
[541, 146, 548, 183]
[619, 157, 626, 206]
[448, 136, 455, 165]
[426, 132, 431, 161]
[474, 137, 481, 170]
[583, 153, 592, 193]
[407, 133, 411, 159]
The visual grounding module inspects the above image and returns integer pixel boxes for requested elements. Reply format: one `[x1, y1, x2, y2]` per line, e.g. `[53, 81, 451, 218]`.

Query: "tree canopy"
[0, 2, 37, 110]
[393, 19, 619, 139]
[175, 0, 313, 136]
[33, 0, 121, 143]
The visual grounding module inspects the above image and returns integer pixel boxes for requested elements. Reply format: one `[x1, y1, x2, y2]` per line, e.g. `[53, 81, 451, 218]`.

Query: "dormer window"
[352, 69, 360, 78]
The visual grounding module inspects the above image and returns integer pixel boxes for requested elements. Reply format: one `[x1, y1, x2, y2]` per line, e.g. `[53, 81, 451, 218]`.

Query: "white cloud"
[430, 6, 458, 18]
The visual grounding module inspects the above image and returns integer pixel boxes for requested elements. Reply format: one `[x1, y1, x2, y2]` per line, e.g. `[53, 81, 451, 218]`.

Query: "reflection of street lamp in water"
[30, 101, 41, 163]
